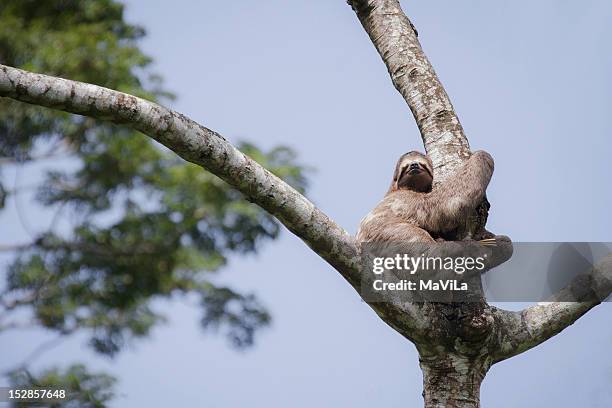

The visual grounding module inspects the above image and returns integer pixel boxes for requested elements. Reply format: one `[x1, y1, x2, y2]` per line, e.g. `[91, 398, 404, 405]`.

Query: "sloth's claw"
[479, 238, 497, 247]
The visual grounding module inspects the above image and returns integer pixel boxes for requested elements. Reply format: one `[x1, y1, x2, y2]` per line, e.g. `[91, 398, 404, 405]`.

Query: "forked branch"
[347, 0, 609, 362]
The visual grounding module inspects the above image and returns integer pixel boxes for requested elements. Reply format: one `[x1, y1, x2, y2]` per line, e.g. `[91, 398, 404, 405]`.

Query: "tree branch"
[493, 255, 612, 362]
[347, 0, 470, 179]
[0, 64, 361, 288]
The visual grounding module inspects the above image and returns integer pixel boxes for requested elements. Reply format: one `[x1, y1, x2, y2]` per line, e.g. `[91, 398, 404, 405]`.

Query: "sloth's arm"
[419, 150, 494, 233]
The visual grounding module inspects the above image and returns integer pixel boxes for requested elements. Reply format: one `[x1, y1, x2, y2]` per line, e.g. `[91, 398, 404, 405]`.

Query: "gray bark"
[420, 354, 487, 408]
[347, 0, 469, 178]
[492, 256, 612, 363]
[0, 2, 610, 405]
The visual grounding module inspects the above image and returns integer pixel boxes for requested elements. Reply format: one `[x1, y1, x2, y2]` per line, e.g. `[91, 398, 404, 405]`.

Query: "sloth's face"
[395, 152, 433, 193]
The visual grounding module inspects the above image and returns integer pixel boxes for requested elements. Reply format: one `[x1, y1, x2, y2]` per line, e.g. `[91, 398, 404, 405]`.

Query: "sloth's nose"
[409, 163, 420, 170]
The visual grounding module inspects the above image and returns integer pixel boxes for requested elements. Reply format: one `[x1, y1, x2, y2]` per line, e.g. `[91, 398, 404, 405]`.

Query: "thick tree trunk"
[410, 291, 495, 407]
[420, 355, 487, 408]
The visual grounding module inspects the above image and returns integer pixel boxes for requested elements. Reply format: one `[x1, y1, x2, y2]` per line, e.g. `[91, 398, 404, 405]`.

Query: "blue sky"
[1, 1, 611, 407]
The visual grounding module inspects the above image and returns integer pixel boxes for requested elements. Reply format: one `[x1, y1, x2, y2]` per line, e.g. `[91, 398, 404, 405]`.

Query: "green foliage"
[9, 365, 116, 408]
[0, 0, 309, 358]
[200, 285, 272, 348]
[0, 0, 169, 160]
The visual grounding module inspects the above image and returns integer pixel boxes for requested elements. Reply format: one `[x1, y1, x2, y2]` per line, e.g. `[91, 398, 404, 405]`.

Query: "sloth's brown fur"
[357, 150, 495, 244]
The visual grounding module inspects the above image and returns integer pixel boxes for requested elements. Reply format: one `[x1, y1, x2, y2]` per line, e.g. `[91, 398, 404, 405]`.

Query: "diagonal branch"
[348, 0, 470, 180]
[492, 255, 612, 363]
[0, 64, 361, 287]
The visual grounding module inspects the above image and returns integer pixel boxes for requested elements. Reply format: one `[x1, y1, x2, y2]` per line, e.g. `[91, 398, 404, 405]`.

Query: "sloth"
[357, 150, 511, 271]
